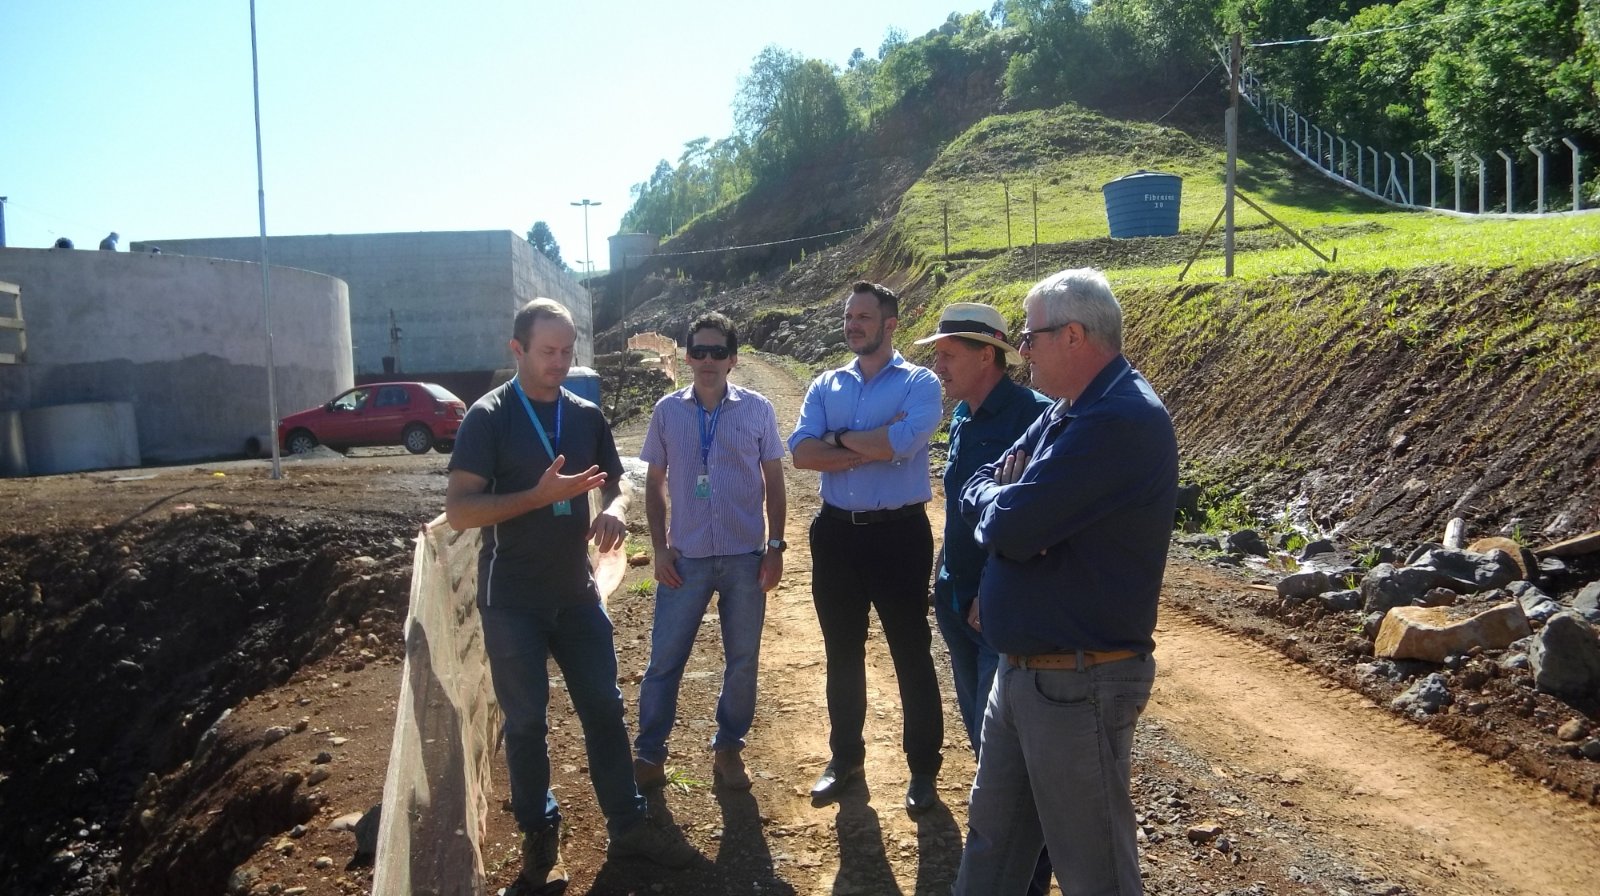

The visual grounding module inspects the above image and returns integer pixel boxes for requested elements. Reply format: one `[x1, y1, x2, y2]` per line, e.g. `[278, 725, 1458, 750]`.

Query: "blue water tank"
[563, 366, 602, 406]
[1102, 170, 1182, 238]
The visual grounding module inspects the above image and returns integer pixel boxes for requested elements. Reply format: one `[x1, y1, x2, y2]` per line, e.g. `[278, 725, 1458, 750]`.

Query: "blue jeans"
[955, 654, 1156, 896]
[635, 553, 766, 762]
[479, 601, 647, 838]
[934, 594, 999, 756]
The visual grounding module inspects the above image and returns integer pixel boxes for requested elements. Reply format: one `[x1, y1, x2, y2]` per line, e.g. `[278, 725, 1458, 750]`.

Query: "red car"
[278, 382, 466, 455]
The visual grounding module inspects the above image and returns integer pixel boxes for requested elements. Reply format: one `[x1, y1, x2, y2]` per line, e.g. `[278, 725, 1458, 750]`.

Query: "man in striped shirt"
[633, 312, 787, 792]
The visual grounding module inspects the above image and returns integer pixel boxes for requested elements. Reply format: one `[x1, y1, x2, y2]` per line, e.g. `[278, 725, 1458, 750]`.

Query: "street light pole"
[570, 198, 601, 288]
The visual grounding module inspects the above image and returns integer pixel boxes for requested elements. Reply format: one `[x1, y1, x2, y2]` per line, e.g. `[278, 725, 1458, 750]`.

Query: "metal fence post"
[1402, 153, 1415, 208]
[1422, 152, 1437, 208]
[1355, 142, 1364, 187]
[1497, 149, 1515, 213]
[1454, 154, 1464, 212]
[1563, 137, 1582, 211]
[1370, 146, 1381, 194]
[1530, 144, 1546, 213]
[1473, 153, 1487, 213]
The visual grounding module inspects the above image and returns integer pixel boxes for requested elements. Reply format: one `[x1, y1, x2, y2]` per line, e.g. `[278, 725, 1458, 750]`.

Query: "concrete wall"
[133, 231, 594, 378]
[0, 247, 350, 466]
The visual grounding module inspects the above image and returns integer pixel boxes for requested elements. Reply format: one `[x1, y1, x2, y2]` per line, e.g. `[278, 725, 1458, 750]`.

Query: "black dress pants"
[809, 507, 943, 774]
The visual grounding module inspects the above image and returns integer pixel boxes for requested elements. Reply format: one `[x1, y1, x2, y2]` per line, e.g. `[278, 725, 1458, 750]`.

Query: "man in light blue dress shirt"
[789, 280, 946, 815]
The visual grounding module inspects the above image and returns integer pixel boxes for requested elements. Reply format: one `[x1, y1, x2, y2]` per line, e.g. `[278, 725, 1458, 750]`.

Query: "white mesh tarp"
[372, 514, 627, 895]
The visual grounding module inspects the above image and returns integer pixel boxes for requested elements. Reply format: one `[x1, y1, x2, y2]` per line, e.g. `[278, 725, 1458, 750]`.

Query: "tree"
[526, 221, 562, 267]
[735, 47, 856, 182]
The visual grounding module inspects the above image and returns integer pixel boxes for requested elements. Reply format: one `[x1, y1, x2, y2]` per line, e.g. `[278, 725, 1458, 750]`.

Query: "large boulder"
[1530, 612, 1600, 700]
[1277, 570, 1330, 603]
[1225, 529, 1269, 557]
[1410, 548, 1521, 592]
[1507, 580, 1561, 625]
[1360, 563, 1459, 613]
[1374, 603, 1532, 663]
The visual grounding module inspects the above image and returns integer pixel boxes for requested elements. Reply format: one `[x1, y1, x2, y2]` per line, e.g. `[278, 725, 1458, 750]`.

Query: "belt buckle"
[850, 509, 869, 525]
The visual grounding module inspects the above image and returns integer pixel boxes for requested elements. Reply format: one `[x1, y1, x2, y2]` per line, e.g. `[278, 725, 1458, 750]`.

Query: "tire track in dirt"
[1150, 607, 1600, 896]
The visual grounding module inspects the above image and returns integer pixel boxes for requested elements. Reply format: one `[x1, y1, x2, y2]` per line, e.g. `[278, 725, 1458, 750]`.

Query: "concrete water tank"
[23, 402, 140, 475]
[1102, 170, 1182, 237]
[563, 366, 602, 407]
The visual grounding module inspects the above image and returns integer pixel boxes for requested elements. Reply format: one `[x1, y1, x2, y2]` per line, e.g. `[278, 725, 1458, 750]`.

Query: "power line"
[1154, 60, 1224, 125]
[645, 224, 867, 259]
[1249, 0, 1548, 49]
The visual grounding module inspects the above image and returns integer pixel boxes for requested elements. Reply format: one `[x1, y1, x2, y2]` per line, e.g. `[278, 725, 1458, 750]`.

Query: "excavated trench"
[0, 511, 414, 895]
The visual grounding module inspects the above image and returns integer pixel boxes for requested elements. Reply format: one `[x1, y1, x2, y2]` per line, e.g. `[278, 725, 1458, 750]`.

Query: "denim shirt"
[934, 376, 1051, 615]
[960, 356, 1179, 655]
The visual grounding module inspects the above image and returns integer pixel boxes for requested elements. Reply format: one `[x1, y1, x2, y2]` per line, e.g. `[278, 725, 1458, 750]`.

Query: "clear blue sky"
[2, 0, 974, 266]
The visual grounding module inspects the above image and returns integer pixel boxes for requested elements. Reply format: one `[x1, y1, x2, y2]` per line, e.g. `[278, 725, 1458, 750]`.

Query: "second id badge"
[695, 473, 711, 499]
[552, 499, 573, 516]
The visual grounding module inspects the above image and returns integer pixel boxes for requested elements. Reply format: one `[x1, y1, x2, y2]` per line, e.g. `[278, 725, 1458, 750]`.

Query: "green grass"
[887, 103, 1599, 288]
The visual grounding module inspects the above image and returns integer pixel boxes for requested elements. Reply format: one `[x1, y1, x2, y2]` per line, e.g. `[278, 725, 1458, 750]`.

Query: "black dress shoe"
[809, 761, 864, 804]
[905, 773, 939, 814]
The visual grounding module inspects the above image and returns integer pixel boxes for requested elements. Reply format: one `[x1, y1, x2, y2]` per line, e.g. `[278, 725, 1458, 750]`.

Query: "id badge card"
[552, 499, 573, 516]
[695, 473, 711, 499]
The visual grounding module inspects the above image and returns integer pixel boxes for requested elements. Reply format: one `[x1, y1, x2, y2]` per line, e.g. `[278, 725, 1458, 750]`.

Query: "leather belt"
[1007, 649, 1139, 670]
[820, 502, 925, 525]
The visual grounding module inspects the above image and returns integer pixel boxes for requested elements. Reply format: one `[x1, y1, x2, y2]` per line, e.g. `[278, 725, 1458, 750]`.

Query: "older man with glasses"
[954, 269, 1179, 896]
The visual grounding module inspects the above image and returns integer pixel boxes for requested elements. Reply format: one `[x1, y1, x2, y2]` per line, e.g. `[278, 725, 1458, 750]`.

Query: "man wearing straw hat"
[913, 303, 1049, 755]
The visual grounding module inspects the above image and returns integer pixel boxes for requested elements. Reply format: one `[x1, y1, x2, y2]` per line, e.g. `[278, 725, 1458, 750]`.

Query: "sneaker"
[518, 825, 568, 893]
[712, 749, 751, 791]
[633, 757, 667, 790]
[607, 817, 698, 868]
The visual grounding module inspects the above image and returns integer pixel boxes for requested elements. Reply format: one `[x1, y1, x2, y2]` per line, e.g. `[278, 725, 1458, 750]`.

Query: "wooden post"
[1225, 32, 1241, 278]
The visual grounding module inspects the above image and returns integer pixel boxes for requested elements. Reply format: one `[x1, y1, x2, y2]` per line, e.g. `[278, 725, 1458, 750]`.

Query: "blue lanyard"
[694, 389, 724, 469]
[511, 378, 561, 460]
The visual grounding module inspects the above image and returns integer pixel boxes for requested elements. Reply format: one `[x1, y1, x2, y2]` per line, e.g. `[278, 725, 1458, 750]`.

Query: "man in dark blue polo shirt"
[953, 269, 1179, 896]
[913, 303, 1050, 753]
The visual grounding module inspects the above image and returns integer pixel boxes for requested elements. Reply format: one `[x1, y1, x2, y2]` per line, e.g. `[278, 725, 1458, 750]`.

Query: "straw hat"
[914, 302, 1023, 366]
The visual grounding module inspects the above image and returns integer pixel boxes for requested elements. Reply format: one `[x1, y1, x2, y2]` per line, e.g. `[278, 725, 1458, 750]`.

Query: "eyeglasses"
[1017, 323, 1067, 349]
[687, 345, 732, 360]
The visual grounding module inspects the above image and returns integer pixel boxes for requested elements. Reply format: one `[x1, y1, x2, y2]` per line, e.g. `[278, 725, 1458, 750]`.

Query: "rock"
[1360, 611, 1386, 640]
[1361, 564, 1458, 613]
[347, 804, 382, 870]
[1186, 820, 1224, 844]
[1411, 548, 1520, 592]
[1406, 542, 1444, 565]
[1575, 581, 1600, 614]
[628, 552, 651, 567]
[263, 725, 292, 745]
[1318, 590, 1361, 612]
[1277, 571, 1330, 603]
[1226, 530, 1269, 557]
[1508, 581, 1561, 624]
[1443, 517, 1466, 550]
[1374, 603, 1531, 663]
[1538, 556, 1568, 577]
[1468, 536, 1535, 579]
[1175, 483, 1202, 524]
[1557, 718, 1589, 742]
[1583, 740, 1600, 761]
[1391, 672, 1453, 716]
[1530, 612, 1600, 699]
[313, 751, 333, 764]
[1299, 538, 1337, 559]
[314, 856, 334, 869]
[306, 767, 332, 786]
[1415, 587, 1457, 608]
[1181, 533, 1222, 551]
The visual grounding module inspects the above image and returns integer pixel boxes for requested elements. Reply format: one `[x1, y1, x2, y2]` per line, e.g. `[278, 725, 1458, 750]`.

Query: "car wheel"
[433, 439, 454, 454]
[286, 430, 319, 455]
[403, 424, 433, 454]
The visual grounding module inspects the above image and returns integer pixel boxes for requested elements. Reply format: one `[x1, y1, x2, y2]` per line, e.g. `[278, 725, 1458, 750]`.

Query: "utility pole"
[1225, 32, 1241, 277]
[0, 196, 8, 248]
[570, 199, 601, 290]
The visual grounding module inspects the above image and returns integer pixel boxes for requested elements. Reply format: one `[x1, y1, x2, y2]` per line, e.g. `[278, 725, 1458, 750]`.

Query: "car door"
[365, 384, 414, 445]
[320, 387, 371, 447]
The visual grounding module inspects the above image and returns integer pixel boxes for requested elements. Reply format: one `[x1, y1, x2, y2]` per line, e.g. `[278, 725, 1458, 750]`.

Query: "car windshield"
[333, 389, 368, 411]
[423, 384, 461, 403]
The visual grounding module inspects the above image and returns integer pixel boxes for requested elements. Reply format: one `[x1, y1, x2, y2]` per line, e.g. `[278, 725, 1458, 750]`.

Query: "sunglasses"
[1017, 323, 1067, 349]
[687, 345, 732, 360]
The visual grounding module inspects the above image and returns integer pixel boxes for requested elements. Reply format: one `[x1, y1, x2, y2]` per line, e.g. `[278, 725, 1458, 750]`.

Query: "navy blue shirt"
[960, 356, 1178, 655]
[449, 381, 624, 609]
[934, 376, 1052, 616]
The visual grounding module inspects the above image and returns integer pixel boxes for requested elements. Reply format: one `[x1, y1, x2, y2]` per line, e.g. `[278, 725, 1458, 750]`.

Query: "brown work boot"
[518, 824, 568, 893]
[633, 757, 667, 790]
[712, 748, 751, 791]
[606, 816, 698, 868]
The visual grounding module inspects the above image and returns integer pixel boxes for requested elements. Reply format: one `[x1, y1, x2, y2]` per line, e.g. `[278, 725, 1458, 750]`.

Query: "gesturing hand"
[537, 454, 607, 506]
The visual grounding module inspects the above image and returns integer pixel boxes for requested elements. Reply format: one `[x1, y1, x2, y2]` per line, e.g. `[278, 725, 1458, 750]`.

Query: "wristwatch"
[766, 538, 787, 552]
[827, 428, 849, 448]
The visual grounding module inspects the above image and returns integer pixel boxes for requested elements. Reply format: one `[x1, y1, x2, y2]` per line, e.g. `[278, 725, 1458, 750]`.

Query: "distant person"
[912, 304, 1049, 752]
[52, 237, 74, 249]
[953, 269, 1178, 896]
[148, 246, 162, 255]
[789, 280, 945, 814]
[98, 232, 119, 251]
[633, 312, 786, 793]
[445, 298, 697, 891]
